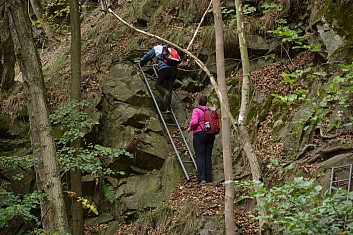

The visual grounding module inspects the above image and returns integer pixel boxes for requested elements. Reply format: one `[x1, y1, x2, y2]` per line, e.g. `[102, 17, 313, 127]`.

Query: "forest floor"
[84, 175, 259, 235]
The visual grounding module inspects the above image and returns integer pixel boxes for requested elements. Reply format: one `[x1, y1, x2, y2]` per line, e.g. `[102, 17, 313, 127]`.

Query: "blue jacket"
[139, 44, 176, 70]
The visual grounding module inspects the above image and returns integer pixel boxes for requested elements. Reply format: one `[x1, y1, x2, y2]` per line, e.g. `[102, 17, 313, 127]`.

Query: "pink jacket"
[188, 106, 208, 134]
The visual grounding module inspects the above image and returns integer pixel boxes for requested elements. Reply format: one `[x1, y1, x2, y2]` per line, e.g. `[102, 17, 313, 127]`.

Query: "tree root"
[306, 145, 353, 163]
[295, 144, 316, 160]
[319, 126, 341, 139]
[319, 124, 353, 139]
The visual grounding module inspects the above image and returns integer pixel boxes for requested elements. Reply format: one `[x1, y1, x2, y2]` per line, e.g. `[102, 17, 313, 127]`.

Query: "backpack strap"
[156, 45, 167, 61]
[197, 106, 207, 129]
[197, 106, 205, 112]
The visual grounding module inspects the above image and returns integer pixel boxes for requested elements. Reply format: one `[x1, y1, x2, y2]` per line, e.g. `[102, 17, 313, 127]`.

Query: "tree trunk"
[69, 0, 84, 234]
[6, 0, 69, 232]
[213, 0, 236, 234]
[234, 0, 269, 233]
[29, 0, 57, 42]
[0, 6, 16, 91]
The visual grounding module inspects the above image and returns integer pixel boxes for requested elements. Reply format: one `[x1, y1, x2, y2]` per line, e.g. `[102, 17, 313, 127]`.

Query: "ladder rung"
[332, 179, 350, 183]
[139, 65, 196, 181]
[332, 164, 352, 169]
[177, 146, 187, 149]
[166, 123, 176, 126]
[175, 136, 185, 139]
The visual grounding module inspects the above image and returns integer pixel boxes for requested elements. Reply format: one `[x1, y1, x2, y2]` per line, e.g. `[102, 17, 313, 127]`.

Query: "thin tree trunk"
[234, 0, 269, 233]
[212, 0, 236, 234]
[69, 0, 83, 234]
[6, 0, 69, 232]
[186, 0, 212, 51]
[0, 7, 16, 91]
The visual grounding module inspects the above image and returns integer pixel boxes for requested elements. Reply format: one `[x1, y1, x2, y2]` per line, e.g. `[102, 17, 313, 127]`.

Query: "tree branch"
[186, 0, 212, 51]
[107, 8, 239, 130]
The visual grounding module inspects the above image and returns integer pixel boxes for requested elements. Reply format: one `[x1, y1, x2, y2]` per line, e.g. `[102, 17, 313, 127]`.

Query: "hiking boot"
[163, 91, 171, 105]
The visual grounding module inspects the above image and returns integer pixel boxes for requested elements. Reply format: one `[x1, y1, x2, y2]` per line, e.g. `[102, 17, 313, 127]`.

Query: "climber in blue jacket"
[139, 41, 178, 113]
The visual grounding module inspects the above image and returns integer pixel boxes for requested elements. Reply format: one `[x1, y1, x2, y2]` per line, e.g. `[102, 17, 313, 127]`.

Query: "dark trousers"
[193, 131, 215, 182]
[156, 67, 177, 108]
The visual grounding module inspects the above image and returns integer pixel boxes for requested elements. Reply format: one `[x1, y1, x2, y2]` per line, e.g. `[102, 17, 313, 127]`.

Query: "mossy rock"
[0, 112, 11, 131]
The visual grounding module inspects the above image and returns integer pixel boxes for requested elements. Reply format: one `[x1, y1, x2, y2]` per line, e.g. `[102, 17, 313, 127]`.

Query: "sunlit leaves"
[234, 178, 353, 234]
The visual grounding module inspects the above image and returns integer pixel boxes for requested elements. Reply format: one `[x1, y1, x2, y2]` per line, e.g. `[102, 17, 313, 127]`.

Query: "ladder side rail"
[348, 164, 352, 193]
[170, 111, 197, 170]
[138, 64, 190, 180]
[329, 166, 335, 195]
[153, 66, 159, 79]
[153, 65, 197, 170]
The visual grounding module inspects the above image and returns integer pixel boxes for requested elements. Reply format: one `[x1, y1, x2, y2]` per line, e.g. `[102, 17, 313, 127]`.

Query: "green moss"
[322, 0, 353, 41]
[0, 113, 11, 130]
[328, 42, 353, 63]
[17, 106, 28, 119]
[51, 126, 64, 140]
[228, 86, 241, 117]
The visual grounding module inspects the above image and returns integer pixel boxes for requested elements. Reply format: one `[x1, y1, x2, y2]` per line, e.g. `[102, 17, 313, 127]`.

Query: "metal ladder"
[329, 164, 353, 195]
[137, 64, 197, 180]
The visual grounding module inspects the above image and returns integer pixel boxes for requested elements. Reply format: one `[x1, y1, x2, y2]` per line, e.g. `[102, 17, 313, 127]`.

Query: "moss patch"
[322, 0, 353, 41]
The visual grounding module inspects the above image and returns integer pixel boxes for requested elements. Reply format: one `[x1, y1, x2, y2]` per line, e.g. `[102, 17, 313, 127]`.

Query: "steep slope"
[1, 0, 353, 234]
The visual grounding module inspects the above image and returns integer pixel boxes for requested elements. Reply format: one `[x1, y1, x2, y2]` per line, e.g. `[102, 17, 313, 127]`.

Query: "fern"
[103, 183, 115, 204]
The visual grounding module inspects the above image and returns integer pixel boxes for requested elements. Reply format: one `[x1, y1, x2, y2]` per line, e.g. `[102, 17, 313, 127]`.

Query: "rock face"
[99, 63, 190, 221]
[95, 62, 231, 230]
[311, 0, 353, 62]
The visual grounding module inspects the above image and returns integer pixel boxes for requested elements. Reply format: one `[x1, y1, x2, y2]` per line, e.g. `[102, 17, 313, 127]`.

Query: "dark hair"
[198, 94, 207, 106]
[155, 39, 163, 45]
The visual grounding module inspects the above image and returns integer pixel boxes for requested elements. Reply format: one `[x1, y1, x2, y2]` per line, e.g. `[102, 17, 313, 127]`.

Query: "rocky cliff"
[1, 0, 353, 234]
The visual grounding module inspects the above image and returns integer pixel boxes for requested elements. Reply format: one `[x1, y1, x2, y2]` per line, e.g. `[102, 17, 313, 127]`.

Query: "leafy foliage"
[243, 5, 256, 15]
[266, 158, 294, 176]
[261, 2, 283, 13]
[271, 69, 311, 105]
[234, 178, 353, 234]
[66, 191, 98, 215]
[272, 63, 353, 129]
[50, 100, 98, 145]
[0, 100, 133, 230]
[103, 182, 115, 204]
[50, 100, 133, 173]
[43, 0, 70, 33]
[0, 155, 39, 180]
[0, 190, 47, 229]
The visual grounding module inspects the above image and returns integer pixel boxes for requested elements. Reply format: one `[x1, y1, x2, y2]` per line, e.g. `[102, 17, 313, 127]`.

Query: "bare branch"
[107, 8, 239, 129]
[186, 0, 213, 51]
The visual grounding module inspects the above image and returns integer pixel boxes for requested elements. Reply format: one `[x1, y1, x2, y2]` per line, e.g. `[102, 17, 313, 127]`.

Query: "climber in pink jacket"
[188, 93, 215, 184]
